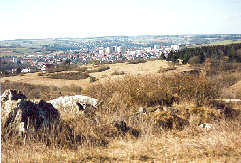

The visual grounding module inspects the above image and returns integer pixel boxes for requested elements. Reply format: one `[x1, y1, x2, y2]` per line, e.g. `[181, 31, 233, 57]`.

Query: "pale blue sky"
[0, 0, 240, 40]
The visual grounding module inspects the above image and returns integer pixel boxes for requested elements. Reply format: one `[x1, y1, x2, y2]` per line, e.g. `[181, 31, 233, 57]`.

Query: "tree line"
[166, 43, 241, 64]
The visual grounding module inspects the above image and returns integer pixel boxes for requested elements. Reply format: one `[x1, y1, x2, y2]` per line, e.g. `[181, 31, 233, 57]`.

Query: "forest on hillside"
[166, 43, 241, 64]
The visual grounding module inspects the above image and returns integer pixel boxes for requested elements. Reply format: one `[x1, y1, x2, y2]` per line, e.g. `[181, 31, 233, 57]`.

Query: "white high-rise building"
[117, 46, 126, 54]
[171, 45, 179, 51]
[154, 44, 161, 50]
[106, 47, 112, 54]
[113, 46, 117, 53]
[99, 49, 105, 55]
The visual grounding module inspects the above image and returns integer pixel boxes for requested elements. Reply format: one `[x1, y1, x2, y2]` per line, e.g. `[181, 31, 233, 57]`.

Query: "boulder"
[199, 123, 213, 131]
[1, 97, 75, 147]
[48, 95, 103, 113]
[2, 99, 60, 135]
[1, 89, 26, 102]
[138, 106, 147, 114]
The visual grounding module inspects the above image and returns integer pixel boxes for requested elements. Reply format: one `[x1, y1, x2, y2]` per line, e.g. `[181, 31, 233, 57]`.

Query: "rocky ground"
[1, 75, 241, 162]
[1, 60, 241, 162]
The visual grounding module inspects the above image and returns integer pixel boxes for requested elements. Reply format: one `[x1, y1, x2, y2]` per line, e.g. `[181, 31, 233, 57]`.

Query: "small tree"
[16, 67, 22, 74]
[188, 56, 201, 65]
[64, 59, 71, 65]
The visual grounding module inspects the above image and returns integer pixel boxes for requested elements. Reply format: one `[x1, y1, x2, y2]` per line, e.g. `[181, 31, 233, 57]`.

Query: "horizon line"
[1, 33, 241, 41]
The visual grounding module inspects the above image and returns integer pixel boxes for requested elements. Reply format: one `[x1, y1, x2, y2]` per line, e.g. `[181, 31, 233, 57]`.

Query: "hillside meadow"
[1, 60, 192, 88]
[1, 59, 241, 162]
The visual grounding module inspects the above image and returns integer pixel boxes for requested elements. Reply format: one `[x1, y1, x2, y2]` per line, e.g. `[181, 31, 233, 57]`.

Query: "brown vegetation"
[1, 80, 82, 100]
[1, 59, 241, 162]
[128, 59, 147, 64]
[47, 71, 90, 80]
[111, 70, 125, 76]
[204, 59, 241, 98]
[86, 65, 110, 73]
[84, 74, 219, 108]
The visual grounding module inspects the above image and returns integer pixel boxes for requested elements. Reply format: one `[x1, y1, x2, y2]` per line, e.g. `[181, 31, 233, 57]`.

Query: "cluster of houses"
[0, 44, 184, 75]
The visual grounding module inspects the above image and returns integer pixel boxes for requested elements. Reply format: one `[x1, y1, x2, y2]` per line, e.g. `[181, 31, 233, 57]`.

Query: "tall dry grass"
[2, 69, 241, 162]
[84, 73, 219, 110]
[1, 80, 82, 100]
[2, 119, 241, 162]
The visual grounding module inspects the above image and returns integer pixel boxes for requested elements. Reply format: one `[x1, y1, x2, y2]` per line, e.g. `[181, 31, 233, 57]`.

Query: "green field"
[0, 48, 39, 56]
[208, 39, 241, 45]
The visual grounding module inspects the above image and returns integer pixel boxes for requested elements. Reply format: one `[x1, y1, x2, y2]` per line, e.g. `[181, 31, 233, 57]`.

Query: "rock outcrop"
[1, 90, 76, 147]
[48, 95, 103, 113]
[199, 123, 213, 131]
[2, 91, 60, 135]
[1, 89, 104, 147]
[1, 89, 26, 101]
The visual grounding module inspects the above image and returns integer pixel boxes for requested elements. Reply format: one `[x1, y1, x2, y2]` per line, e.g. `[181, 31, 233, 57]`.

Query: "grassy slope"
[1, 60, 241, 162]
[2, 121, 241, 162]
[0, 48, 40, 56]
[1, 60, 192, 89]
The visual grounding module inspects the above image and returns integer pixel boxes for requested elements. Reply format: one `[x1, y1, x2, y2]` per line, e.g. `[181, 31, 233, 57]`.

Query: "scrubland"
[1, 60, 241, 162]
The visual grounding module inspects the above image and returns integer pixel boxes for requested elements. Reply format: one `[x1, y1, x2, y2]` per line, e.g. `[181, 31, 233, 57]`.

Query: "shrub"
[47, 72, 89, 80]
[158, 67, 177, 73]
[87, 66, 110, 73]
[77, 66, 88, 72]
[46, 64, 81, 73]
[60, 84, 82, 96]
[84, 74, 219, 109]
[89, 76, 97, 83]
[38, 73, 44, 76]
[1, 81, 82, 100]
[188, 56, 201, 64]
[128, 59, 147, 64]
[111, 70, 125, 76]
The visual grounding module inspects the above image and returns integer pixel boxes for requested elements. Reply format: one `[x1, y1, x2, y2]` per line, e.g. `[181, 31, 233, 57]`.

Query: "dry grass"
[47, 71, 90, 80]
[1, 59, 241, 162]
[0, 60, 178, 88]
[205, 61, 241, 99]
[1, 80, 82, 100]
[84, 73, 219, 109]
[2, 119, 241, 162]
[111, 70, 125, 76]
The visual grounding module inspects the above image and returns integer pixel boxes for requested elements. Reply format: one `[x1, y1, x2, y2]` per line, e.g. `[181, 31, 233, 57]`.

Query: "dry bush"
[2, 65, 241, 162]
[2, 118, 241, 162]
[111, 70, 125, 76]
[127, 59, 147, 64]
[205, 60, 241, 98]
[84, 74, 219, 110]
[1, 81, 60, 100]
[188, 56, 201, 64]
[89, 76, 97, 83]
[1, 81, 82, 100]
[158, 67, 177, 73]
[47, 71, 89, 80]
[77, 66, 88, 72]
[46, 64, 80, 73]
[60, 84, 82, 96]
[37, 72, 43, 76]
[235, 87, 241, 99]
[87, 65, 110, 73]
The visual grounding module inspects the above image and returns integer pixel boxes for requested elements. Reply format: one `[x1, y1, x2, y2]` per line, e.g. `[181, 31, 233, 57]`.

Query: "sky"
[0, 0, 241, 40]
